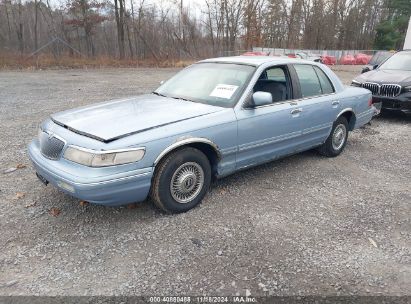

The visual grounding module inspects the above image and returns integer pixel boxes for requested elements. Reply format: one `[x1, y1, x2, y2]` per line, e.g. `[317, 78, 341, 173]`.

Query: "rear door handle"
[290, 108, 303, 115]
[332, 100, 340, 106]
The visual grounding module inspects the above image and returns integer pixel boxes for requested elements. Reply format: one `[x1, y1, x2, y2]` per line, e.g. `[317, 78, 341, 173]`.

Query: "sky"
[39, 0, 207, 23]
[49, 0, 206, 14]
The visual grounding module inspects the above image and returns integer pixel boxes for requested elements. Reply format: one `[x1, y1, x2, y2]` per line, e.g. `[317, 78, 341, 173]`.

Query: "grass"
[0, 52, 196, 70]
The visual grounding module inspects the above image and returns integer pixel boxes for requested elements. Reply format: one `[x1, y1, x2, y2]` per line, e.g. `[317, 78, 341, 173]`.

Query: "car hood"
[358, 69, 411, 84]
[51, 94, 224, 142]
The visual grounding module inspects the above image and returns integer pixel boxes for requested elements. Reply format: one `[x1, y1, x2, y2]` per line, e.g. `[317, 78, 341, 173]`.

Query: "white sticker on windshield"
[209, 84, 239, 99]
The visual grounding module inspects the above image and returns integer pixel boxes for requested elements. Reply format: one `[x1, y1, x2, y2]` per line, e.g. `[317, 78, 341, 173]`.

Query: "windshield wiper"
[153, 92, 196, 103]
[170, 96, 196, 103]
[152, 91, 167, 97]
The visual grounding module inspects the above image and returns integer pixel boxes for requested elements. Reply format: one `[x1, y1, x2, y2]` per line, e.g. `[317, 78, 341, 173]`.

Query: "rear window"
[379, 52, 411, 71]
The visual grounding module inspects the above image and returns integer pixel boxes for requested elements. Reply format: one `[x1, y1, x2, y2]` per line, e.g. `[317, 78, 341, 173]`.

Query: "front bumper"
[28, 140, 153, 206]
[372, 92, 411, 115]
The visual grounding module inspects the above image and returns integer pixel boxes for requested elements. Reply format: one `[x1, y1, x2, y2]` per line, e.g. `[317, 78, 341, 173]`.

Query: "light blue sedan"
[28, 56, 375, 213]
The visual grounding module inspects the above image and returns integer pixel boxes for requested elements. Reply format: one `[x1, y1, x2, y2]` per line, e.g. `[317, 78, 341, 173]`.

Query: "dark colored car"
[368, 51, 394, 67]
[351, 50, 411, 116]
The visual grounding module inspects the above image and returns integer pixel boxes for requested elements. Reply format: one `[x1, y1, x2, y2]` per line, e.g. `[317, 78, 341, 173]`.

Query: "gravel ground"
[0, 66, 410, 297]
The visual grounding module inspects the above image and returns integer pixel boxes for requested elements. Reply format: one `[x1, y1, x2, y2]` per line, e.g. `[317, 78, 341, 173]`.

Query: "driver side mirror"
[362, 64, 378, 74]
[361, 67, 370, 74]
[250, 91, 272, 107]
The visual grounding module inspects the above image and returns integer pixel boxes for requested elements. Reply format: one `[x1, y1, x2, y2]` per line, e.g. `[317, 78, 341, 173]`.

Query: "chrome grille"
[380, 84, 401, 97]
[362, 82, 379, 95]
[362, 82, 402, 97]
[39, 131, 65, 160]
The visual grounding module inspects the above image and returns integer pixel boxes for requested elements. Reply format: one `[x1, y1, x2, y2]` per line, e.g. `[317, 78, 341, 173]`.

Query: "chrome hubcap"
[170, 162, 204, 204]
[332, 124, 347, 150]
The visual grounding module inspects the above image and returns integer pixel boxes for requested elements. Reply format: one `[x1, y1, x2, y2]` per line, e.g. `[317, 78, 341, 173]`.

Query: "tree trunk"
[16, 0, 24, 56]
[126, 21, 134, 59]
[34, 0, 38, 50]
[4, 1, 12, 42]
[114, 0, 125, 59]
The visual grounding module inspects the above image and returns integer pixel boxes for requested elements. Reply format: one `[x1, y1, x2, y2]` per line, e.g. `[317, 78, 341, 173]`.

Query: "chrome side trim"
[242, 92, 337, 110]
[65, 145, 146, 155]
[29, 144, 153, 186]
[238, 131, 301, 152]
[85, 171, 152, 186]
[357, 107, 374, 118]
[238, 122, 331, 152]
[302, 122, 333, 135]
[336, 107, 354, 118]
[336, 108, 356, 130]
[154, 137, 221, 165]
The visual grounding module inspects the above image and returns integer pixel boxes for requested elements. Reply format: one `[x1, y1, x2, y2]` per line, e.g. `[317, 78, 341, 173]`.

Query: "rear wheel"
[318, 116, 349, 157]
[150, 147, 211, 213]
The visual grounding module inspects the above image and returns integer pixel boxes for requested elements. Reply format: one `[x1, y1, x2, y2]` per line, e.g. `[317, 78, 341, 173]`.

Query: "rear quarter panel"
[318, 64, 373, 129]
[338, 86, 373, 129]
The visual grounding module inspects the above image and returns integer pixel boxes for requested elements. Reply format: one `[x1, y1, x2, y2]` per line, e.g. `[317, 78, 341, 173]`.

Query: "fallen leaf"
[79, 200, 88, 207]
[49, 207, 61, 217]
[368, 237, 378, 248]
[16, 164, 26, 169]
[24, 202, 37, 208]
[3, 168, 17, 174]
[13, 192, 25, 200]
[219, 189, 227, 195]
[127, 203, 137, 209]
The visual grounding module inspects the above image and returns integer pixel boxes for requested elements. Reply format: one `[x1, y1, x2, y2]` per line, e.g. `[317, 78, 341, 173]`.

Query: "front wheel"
[150, 147, 211, 213]
[318, 116, 349, 157]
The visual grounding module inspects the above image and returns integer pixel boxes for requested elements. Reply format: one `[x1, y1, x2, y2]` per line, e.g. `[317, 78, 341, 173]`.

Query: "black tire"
[150, 147, 211, 213]
[318, 116, 349, 157]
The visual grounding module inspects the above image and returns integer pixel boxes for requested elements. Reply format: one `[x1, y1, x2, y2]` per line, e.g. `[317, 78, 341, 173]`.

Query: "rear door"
[289, 64, 341, 150]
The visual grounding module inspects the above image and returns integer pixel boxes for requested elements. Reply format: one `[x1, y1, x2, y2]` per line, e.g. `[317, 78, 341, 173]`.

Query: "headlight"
[404, 85, 411, 92]
[63, 146, 145, 167]
[351, 80, 362, 87]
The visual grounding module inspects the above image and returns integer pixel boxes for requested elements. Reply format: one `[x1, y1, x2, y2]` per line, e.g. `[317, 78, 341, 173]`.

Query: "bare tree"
[0, 0, 398, 62]
[114, 0, 125, 59]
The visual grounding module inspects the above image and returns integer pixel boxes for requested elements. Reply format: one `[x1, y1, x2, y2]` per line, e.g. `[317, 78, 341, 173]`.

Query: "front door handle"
[290, 108, 303, 115]
[332, 100, 340, 106]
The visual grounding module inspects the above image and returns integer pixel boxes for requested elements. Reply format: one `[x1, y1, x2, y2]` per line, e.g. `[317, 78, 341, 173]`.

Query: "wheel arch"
[153, 137, 221, 175]
[337, 108, 356, 130]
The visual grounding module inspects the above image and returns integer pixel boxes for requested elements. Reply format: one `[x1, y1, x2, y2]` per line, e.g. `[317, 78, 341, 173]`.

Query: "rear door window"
[314, 66, 335, 94]
[293, 64, 322, 98]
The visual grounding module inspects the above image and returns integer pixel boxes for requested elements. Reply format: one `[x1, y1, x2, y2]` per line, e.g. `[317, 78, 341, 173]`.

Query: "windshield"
[379, 52, 411, 71]
[154, 62, 255, 107]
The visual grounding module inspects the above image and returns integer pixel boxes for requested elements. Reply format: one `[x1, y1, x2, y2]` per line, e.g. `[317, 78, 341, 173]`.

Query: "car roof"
[199, 56, 315, 67]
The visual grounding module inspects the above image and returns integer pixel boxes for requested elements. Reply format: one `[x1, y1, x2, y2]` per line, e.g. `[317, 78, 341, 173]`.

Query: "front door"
[234, 65, 304, 169]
